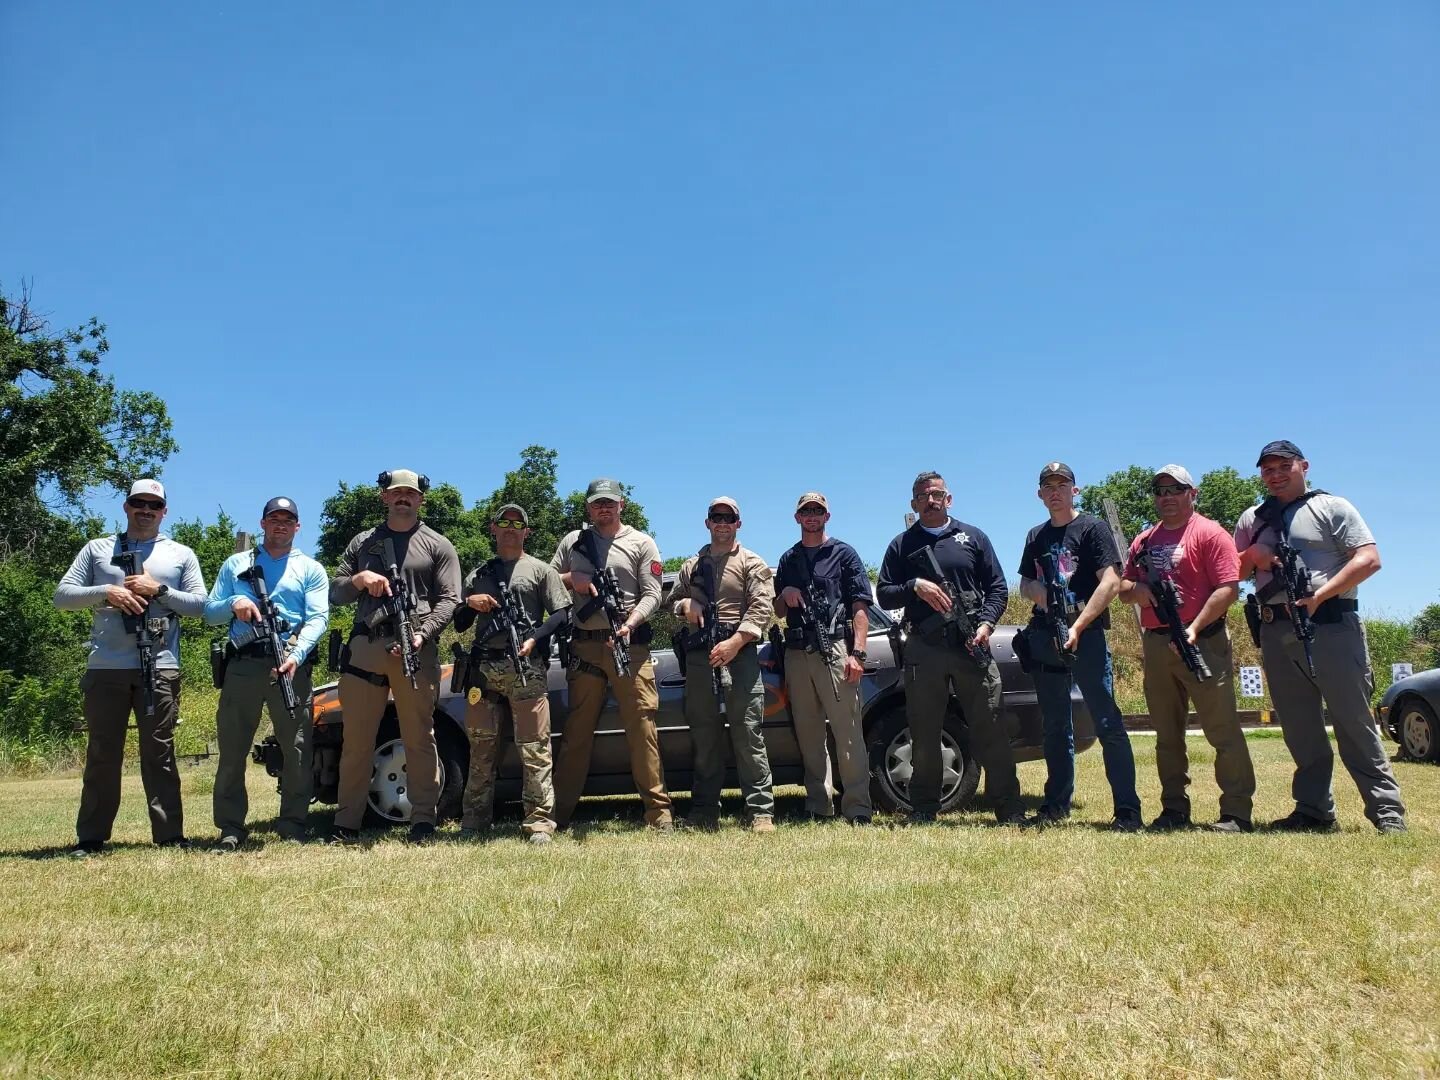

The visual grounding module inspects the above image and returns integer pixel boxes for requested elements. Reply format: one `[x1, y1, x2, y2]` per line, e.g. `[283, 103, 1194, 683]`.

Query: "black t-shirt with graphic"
[1017, 512, 1120, 630]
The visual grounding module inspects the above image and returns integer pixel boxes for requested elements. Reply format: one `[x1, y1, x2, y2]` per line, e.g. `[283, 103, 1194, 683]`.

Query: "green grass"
[0, 739, 1435, 1078]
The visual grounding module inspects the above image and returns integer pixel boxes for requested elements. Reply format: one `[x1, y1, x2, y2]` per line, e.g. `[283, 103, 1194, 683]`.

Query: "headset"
[377, 471, 430, 493]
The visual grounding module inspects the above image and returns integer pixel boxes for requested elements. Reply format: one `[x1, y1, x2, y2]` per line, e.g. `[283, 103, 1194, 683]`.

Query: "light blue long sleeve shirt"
[204, 547, 330, 664]
[54, 533, 207, 670]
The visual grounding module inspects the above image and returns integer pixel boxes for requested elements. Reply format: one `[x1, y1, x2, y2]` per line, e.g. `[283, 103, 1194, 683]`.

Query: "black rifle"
[236, 554, 301, 719]
[691, 558, 727, 699]
[1035, 544, 1077, 668]
[577, 567, 632, 677]
[109, 543, 161, 718]
[1259, 508, 1318, 678]
[495, 579, 535, 687]
[1138, 542, 1212, 681]
[799, 578, 843, 700]
[907, 545, 991, 665]
[370, 537, 420, 689]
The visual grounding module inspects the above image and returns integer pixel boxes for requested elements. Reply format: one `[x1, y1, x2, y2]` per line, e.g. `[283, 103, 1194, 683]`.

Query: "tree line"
[3, 283, 1436, 761]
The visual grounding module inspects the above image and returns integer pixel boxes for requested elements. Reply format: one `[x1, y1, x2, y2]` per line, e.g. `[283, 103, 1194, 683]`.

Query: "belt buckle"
[1260, 605, 1275, 624]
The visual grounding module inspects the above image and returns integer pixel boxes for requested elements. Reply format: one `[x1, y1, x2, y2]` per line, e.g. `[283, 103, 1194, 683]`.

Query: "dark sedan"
[1377, 667, 1440, 763]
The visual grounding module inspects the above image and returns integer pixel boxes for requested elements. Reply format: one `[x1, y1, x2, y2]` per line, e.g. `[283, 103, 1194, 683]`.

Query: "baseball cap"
[493, 502, 529, 525]
[586, 478, 623, 503]
[1153, 464, 1196, 489]
[1256, 440, 1304, 465]
[128, 479, 166, 504]
[1038, 462, 1075, 484]
[708, 496, 740, 517]
[262, 497, 299, 519]
[380, 469, 426, 492]
[795, 492, 829, 511]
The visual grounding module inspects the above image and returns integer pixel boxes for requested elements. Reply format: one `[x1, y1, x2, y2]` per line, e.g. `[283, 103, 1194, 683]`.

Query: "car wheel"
[362, 713, 450, 826]
[867, 706, 981, 814]
[435, 719, 469, 821]
[1397, 697, 1439, 763]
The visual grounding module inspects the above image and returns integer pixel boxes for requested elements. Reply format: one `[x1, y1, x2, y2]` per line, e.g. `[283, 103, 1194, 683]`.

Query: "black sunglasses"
[1152, 484, 1191, 497]
[708, 513, 738, 524]
[127, 498, 165, 511]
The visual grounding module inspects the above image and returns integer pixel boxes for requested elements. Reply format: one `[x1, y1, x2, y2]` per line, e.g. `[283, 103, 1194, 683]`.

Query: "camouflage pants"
[462, 659, 555, 835]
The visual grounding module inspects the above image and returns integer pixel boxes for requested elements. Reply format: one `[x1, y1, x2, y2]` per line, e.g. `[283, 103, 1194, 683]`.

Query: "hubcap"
[369, 738, 413, 822]
[884, 727, 964, 808]
[1403, 707, 1434, 759]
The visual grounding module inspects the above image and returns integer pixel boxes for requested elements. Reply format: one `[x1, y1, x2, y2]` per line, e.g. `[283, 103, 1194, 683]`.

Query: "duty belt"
[571, 627, 615, 642]
[686, 623, 738, 648]
[1147, 619, 1226, 639]
[1260, 598, 1357, 625]
[783, 626, 843, 649]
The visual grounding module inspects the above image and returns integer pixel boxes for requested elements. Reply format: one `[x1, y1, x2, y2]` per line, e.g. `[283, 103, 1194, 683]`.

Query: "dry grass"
[0, 739, 1436, 1078]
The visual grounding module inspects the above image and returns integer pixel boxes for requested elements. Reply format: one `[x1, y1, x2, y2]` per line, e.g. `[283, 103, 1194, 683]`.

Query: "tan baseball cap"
[795, 492, 828, 511]
[708, 496, 740, 517]
[380, 469, 426, 492]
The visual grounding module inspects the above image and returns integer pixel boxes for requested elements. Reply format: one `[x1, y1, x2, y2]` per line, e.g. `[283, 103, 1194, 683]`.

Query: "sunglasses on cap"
[708, 512, 738, 524]
[127, 498, 165, 511]
[1152, 484, 1191, 497]
[493, 518, 527, 530]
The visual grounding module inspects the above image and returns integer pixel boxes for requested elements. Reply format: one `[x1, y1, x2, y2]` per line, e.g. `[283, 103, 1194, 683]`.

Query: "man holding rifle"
[550, 478, 674, 831]
[328, 470, 460, 846]
[54, 480, 207, 855]
[204, 497, 329, 848]
[1120, 465, 1255, 833]
[876, 471, 1022, 825]
[1234, 441, 1405, 834]
[453, 504, 571, 843]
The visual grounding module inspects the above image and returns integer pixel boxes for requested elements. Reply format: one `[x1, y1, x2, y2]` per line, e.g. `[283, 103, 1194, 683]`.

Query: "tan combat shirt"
[551, 525, 663, 632]
[670, 542, 774, 642]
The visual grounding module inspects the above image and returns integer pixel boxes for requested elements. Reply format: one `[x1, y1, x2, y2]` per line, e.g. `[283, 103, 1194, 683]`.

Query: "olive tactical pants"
[685, 642, 774, 818]
[213, 656, 314, 840]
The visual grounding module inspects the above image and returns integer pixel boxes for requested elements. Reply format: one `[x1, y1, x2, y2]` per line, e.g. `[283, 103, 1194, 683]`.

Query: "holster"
[450, 642, 470, 695]
[1244, 594, 1263, 647]
[210, 639, 229, 689]
[327, 628, 342, 670]
[1012, 625, 1033, 673]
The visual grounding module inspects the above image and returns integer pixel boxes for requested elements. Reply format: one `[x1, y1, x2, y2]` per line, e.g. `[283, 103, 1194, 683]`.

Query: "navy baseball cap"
[263, 497, 299, 519]
[1256, 440, 1304, 465]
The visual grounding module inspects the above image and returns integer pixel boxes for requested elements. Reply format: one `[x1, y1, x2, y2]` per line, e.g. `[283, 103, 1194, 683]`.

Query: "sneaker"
[406, 822, 436, 846]
[848, 815, 872, 827]
[69, 839, 105, 858]
[526, 832, 553, 846]
[1377, 819, 1408, 835]
[996, 810, 1028, 826]
[1021, 806, 1069, 831]
[1109, 815, 1143, 834]
[1209, 816, 1254, 834]
[750, 815, 777, 834]
[214, 834, 244, 853]
[155, 836, 192, 850]
[1148, 810, 1192, 832]
[324, 826, 360, 846]
[1268, 809, 1338, 834]
[905, 811, 937, 826]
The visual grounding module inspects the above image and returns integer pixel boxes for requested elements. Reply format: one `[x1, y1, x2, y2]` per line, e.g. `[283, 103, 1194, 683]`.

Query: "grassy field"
[0, 738, 1436, 1078]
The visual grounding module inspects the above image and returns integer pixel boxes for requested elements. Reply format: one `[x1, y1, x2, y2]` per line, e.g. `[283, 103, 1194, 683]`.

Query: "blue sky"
[4, 3, 1436, 616]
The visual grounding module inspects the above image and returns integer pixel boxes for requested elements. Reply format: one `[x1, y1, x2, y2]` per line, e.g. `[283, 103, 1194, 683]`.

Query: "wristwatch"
[155, 584, 170, 601]
[849, 649, 867, 661]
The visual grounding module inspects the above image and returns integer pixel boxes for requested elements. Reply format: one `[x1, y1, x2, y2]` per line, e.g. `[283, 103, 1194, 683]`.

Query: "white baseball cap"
[128, 479, 166, 503]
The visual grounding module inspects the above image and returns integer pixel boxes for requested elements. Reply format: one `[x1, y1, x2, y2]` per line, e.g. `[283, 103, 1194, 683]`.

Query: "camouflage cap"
[708, 496, 740, 517]
[585, 478, 624, 503]
[493, 502, 529, 525]
[795, 492, 829, 511]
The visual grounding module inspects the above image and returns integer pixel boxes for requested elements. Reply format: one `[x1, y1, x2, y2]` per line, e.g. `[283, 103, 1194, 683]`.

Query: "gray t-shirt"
[461, 554, 570, 646]
[53, 533, 207, 670]
[1234, 493, 1375, 602]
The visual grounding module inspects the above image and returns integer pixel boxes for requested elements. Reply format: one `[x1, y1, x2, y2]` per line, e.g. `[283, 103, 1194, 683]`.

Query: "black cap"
[1039, 461, 1075, 484]
[1256, 440, 1304, 466]
[263, 496, 299, 519]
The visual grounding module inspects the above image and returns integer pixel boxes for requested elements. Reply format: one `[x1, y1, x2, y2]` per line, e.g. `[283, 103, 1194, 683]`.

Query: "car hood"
[1378, 666, 1440, 707]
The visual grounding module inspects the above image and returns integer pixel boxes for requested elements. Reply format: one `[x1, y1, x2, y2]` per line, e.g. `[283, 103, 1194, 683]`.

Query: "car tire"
[867, 705, 981, 814]
[435, 719, 469, 821]
[362, 712, 457, 826]
[1396, 697, 1440, 763]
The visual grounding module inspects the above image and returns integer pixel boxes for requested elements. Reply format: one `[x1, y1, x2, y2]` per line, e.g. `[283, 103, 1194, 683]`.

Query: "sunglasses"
[1152, 484, 1191, 497]
[797, 506, 826, 516]
[708, 513, 738, 524]
[493, 519, 527, 530]
[127, 498, 165, 511]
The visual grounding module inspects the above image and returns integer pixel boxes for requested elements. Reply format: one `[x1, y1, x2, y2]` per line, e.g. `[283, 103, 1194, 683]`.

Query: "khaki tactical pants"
[213, 656, 314, 840]
[1261, 613, 1404, 826]
[462, 658, 555, 834]
[1141, 627, 1255, 821]
[902, 636, 1020, 819]
[552, 640, 672, 827]
[335, 634, 441, 829]
[76, 668, 184, 845]
[785, 644, 873, 819]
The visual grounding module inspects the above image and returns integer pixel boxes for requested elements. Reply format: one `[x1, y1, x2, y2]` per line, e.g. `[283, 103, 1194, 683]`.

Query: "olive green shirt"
[670, 542, 774, 642]
[461, 553, 570, 647]
[552, 525, 663, 631]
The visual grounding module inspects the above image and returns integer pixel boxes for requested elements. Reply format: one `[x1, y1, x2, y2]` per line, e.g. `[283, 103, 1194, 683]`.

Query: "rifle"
[109, 542, 162, 718]
[236, 554, 301, 719]
[691, 558, 727, 699]
[1138, 541, 1211, 681]
[577, 567, 632, 677]
[495, 579, 535, 687]
[1035, 544, 1077, 668]
[1259, 506, 1318, 678]
[369, 537, 419, 689]
[906, 545, 991, 665]
[799, 578, 843, 700]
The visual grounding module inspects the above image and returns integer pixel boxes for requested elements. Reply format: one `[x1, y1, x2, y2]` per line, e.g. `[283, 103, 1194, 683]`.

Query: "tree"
[1196, 467, 1265, 534]
[1079, 465, 1155, 541]
[1414, 601, 1440, 667]
[170, 509, 243, 590]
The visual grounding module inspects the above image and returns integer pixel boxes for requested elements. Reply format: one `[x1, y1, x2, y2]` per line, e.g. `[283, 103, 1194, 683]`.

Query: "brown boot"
[750, 815, 776, 834]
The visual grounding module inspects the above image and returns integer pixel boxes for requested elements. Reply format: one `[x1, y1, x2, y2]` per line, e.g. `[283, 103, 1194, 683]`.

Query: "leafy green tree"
[1197, 467, 1265, 534]
[170, 509, 242, 590]
[1414, 601, 1440, 667]
[1079, 465, 1155, 541]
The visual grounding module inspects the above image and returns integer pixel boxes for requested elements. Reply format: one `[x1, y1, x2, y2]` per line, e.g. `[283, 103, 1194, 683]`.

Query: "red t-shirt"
[1123, 513, 1239, 630]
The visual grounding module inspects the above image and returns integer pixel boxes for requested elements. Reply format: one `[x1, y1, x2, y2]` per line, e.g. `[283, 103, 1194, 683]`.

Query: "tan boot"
[750, 815, 776, 834]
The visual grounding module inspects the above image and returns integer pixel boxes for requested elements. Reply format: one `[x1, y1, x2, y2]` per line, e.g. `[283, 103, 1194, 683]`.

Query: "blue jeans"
[1028, 622, 1140, 819]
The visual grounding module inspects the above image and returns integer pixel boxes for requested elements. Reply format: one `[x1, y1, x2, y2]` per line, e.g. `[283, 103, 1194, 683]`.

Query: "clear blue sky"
[4, 3, 1436, 616]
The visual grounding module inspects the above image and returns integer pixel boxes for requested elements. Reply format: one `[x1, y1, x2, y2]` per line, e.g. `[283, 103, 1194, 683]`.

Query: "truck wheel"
[1397, 697, 1439, 763]
[867, 705, 981, 814]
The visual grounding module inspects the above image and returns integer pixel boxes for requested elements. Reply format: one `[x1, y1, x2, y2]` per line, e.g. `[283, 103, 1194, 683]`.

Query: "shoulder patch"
[650, 561, 663, 577]
[756, 565, 773, 581]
